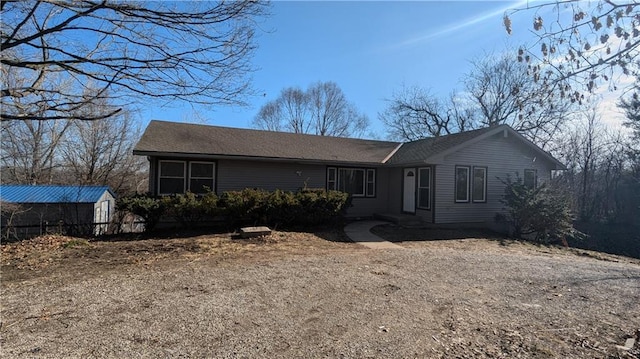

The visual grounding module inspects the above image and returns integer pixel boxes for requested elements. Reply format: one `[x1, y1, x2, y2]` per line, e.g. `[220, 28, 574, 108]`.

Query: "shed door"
[403, 168, 416, 213]
[96, 200, 109, 234]
[100, 200, 109, 223]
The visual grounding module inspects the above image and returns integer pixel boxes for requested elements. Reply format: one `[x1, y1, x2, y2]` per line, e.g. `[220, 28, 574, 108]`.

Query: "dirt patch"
[1, 229, 353, 283]
[1, 228, 639, 358]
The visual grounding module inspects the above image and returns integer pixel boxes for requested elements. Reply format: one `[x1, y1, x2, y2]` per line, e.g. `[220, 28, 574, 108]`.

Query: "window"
[366, 169, 376, 197]
[418, 167, 431, 209]
[189, 162, 215, 194]
[524, 169, 537, 189]
[455, 166, 470, 202]
[159, 161, 186, 195]
[327, 167, 376, 197]
[158, 160, 216, 195]
[472, 167, 487, 202]
[339, 168, 365, 196]
[327, 167, 337, 190]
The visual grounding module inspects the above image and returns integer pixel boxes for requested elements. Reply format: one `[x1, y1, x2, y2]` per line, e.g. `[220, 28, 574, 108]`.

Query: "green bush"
[200, 190, 221, 216]
[219, 188, 350, 228]
[116, 194, 165, 232]
[162, 191, 219, 228]
[219, 188, 271, 226]
[295, 189, 350, 226]
[118, 188, 350, 231]
[265, 189, 300, 226]
[497, 175, 581, 244]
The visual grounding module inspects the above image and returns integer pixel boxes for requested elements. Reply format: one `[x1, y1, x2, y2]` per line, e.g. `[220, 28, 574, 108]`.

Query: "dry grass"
[1, 227, 639, 358]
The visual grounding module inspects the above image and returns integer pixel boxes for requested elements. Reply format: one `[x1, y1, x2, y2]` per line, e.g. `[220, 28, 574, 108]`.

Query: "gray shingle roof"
[134, 121, 563, 169]
[386, 126, 500, 165]
[134, 120, 402, 165]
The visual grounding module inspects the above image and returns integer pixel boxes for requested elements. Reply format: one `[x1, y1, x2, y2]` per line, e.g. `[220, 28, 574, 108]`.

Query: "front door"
[403, 168, 416, 213]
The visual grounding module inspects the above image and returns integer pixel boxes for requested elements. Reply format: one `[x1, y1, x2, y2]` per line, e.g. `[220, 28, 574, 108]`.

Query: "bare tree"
[307, 82, 368, 137]
[552, 109, 630, 221]
[379, 85, 475, 141]
[1, 116, 71, 184]
[254, 87, 309, 133]
[464, 54, 572, 147]
[253, 81, 369, 137]
[618, 79, 640, 222]
[1, 0, 268, 122]
[577, 111, 599, 220]
[380, 54, 572, 144]
[504, 1, 639, 99]
[281, 87, 311, 134]
[60, 104, 144, 195]
[254, 101, 284, 132]
[619, 76, 640, 141]
[1, 85, 147, 195]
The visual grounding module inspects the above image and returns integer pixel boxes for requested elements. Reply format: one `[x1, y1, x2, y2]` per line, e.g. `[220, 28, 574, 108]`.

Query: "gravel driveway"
[1, 232, 639, 358]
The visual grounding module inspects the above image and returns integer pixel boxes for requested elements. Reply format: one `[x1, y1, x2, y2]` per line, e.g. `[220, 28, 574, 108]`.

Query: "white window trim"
[472, 166, 487, 203]
[417, 167, 431, 210]
[327, 167, 337, 191]
[455, 166, 470, 203]
[158, 160, 186, 195]
[327, 167, 375, 198]
[366, 169, 376, 197]
[188, 161, 216, 193]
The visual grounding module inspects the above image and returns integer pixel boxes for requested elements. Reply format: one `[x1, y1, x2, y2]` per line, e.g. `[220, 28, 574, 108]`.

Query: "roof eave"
[417, 125, 566, 170]
[133, 150, 386, 167]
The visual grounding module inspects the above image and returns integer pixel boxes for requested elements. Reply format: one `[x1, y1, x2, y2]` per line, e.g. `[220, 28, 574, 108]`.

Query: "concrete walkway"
[343, 220, 404, 249]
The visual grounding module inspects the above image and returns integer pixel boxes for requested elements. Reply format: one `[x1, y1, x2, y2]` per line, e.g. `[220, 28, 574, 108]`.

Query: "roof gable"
[386, 125, 565, 169]
[386, 126, 497, 165]
[134, 120, 401, 165]
[0, 185, 114, 204]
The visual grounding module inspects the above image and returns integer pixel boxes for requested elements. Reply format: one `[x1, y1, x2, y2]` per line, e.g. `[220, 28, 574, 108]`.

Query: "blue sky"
[141, 1, 555, 137]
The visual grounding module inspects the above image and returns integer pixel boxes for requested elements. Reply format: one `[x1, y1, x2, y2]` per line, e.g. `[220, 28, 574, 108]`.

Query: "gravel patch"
[1, 232, 639, 358]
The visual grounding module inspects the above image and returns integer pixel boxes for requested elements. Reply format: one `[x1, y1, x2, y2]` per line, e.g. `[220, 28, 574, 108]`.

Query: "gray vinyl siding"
[148, 158, 157, 194]
[434, 132, 554, 224]
[384, 167, 434, 223]
[415, 208, 433, 223]
[415, 166, 434, 223]
[217, 160, 326, 192]
[346, 167, 391, 218]
[386, 168, 403, 214]
[148, 157, 389, 217]
[217, 160, 389, 218]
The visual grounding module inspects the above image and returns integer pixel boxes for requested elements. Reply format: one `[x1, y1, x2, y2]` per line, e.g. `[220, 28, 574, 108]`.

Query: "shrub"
[295, 189, 350, 226]
[265, 189, 299, 226]
[219, 188, 350, 228]
[118, 188, 350, 231]
[497, 174, 582, 244]
[162, 191, 219, 228]
[116, 194, 165, 232]
[219, 188, 271, 226]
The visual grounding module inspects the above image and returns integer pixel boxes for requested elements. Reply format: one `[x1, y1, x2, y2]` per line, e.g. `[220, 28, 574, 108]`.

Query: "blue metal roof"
[0, 185, 115, 204]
